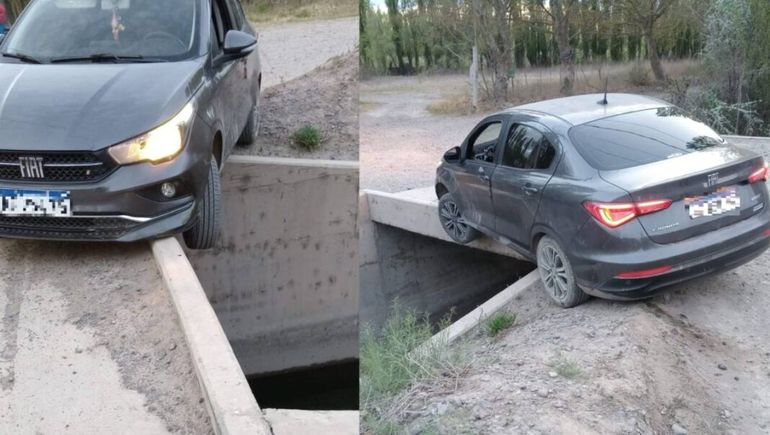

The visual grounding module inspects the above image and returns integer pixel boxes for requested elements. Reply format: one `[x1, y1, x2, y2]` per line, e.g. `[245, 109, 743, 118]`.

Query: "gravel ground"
[399, 253, 770, 434]
[0, 240, 211, 434]
[255, 17, 358, 89]
[236, 17, 358, 161]
[236, 51, 358, 160]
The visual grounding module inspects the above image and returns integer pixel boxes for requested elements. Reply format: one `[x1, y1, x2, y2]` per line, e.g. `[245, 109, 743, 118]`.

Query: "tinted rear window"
[568, 107, 725, 170]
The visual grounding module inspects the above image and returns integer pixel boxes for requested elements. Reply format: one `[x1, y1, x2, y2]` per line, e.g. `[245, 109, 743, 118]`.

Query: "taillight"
[749, 162, 769, 184]
[584, 199, 672, 228]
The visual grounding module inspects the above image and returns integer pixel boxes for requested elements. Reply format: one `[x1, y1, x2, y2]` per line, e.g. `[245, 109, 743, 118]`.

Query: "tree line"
[361, 0, 770, 135]
[361, 0, 705, 92]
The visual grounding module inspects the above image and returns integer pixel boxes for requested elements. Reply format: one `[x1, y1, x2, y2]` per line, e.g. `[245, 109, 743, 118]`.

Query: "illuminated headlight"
[108, 101, 196, 165]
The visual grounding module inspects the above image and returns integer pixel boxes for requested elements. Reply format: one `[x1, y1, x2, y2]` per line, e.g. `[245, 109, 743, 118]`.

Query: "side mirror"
[443, 146, 461, 162]
[223, 30, 257, 58]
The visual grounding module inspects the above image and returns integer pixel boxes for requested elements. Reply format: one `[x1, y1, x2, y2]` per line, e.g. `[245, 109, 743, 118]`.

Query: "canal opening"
[248, 359, 359, 410]
[361, 223, 535, 331]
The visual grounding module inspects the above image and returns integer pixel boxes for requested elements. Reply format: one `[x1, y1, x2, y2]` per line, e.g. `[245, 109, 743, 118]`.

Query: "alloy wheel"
[439, 199, 471, 241]
[538, 244, 570, 300]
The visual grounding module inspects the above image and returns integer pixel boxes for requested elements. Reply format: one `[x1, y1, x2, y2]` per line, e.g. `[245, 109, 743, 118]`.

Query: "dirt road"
[256, 17, 358, 88]
[0, 240, 211, 434]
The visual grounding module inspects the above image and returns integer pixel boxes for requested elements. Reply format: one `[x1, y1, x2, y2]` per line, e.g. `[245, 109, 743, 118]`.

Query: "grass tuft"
[552, 356, 582, 379]
[291, 125, 323, 151]
[360, 304, 466, 434]
[484, 312, 516, 337]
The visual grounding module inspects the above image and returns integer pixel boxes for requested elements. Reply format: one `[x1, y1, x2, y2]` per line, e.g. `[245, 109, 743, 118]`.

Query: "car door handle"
[522, 185, 539, 195]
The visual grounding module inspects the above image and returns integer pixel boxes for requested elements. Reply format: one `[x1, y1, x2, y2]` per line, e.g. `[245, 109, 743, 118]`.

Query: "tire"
[536, 236, 589, 308]
[237, 96, 260, 146]
[438, 192, 479, 244]
[183, 155, 221, 250]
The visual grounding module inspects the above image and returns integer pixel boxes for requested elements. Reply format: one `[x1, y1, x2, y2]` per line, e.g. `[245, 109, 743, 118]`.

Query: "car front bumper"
[0, 149, 207, 242]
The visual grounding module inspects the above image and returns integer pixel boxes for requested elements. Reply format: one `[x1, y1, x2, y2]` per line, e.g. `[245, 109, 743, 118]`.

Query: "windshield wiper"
[50, 53, 165, 63]
[1, 51, 43, 64]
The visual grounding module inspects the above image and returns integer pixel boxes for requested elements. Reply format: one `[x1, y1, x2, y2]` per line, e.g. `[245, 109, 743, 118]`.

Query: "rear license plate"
[685, 187, 740, 219]
[0, 189, 72, 217]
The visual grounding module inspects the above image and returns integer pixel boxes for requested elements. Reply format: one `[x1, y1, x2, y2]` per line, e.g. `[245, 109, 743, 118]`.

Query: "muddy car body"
[436, 93, 770, 307]
[0, 0, 261, 249]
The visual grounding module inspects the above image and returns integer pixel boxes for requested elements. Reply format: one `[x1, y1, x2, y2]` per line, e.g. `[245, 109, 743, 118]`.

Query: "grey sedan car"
[436, 94, 770, 307]
[0, 0, 261, 249]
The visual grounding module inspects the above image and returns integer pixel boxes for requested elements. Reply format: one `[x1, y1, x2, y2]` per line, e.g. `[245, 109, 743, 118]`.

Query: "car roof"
[499, 93, 672, 126]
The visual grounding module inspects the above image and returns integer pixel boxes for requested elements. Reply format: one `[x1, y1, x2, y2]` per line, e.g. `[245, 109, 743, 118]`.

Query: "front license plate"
[685, 188, 740, 219]
[0, 189, 72, 217]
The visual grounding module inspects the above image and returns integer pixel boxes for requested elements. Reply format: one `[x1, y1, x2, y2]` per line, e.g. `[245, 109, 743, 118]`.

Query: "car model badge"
[707, 172, 719, 187]
[19, 156, 45, 179]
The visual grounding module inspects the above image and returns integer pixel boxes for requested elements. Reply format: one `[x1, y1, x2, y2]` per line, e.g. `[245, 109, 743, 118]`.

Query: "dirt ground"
[397, 254, 770, 434]
[237, 51, 359, 160]
[235, 17, 358, 161]
[360, 69, 770, 434]
[0, 240, 211, 434]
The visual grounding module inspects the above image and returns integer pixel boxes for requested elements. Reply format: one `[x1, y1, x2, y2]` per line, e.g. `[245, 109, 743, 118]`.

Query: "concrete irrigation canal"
[0, 155, 359, 435]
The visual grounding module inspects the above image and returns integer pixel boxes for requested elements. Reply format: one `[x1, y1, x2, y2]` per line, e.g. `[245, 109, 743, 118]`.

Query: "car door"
[454, 117, 505, 231]
[491, 121, 559, 250]
[210, 0, 250, 157]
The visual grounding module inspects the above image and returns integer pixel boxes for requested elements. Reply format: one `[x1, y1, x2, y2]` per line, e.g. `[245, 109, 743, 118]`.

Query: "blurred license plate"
[0, 189, 71, 217]
[685, 188, 740, 219]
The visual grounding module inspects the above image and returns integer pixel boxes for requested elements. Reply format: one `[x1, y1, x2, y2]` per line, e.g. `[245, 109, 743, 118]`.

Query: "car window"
[2, 0, 199, 61]
[211, 0, 226, 53]
[467, 121, 501, 163]
[225, 0, 244, 29]
[502, 124, 556, 170]
[568, 107, 725, 170]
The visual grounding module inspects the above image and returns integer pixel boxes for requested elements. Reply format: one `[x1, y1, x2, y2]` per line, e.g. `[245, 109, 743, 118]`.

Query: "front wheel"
[536, 236, 589, 308]
[183, 155, 221, 250]
[438, 192, 479, 244]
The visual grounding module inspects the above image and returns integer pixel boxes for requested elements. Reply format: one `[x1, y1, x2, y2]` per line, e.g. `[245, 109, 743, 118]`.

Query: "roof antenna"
[598, 77, 609, 105]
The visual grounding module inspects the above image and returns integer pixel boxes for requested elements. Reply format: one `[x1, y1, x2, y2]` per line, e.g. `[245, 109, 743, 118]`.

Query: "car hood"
[0, 59, 205, 152]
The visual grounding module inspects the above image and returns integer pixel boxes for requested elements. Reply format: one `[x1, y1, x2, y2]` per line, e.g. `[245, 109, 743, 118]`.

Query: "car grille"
[0, 152, 114, 182]
[0, 216, 137, 240]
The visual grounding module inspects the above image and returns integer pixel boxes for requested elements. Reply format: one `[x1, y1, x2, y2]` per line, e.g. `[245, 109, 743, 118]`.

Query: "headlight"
[108, 101, 196, 165]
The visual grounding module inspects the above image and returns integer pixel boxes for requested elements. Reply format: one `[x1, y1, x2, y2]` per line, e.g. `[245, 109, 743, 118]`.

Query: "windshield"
[568, 107, 726, 170]
[2, 0, 199, 62]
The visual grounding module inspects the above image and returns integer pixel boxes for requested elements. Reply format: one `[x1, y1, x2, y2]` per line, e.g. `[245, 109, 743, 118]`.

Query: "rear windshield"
[568, 107, 726, 170]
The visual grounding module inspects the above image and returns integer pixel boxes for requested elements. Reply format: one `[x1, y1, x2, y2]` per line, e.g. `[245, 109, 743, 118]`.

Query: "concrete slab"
[365, 187, 526, 260]
[187, 156, 359, 375]
[360, 190, 533, 329]
[263, 409, 359, 435]
[152, 238, 271, 435]
[420, 270, 541, 348]
[0, 240, 211, 434]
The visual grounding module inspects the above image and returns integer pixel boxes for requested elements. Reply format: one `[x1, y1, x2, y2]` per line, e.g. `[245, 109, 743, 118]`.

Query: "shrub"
[627, 62, 650, 87]
[291, 125, 323, 150]
[484, 312, 516, 337]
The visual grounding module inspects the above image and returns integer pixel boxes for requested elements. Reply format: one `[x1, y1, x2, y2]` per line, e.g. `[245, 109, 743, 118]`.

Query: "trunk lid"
[600, 146, 767, 244]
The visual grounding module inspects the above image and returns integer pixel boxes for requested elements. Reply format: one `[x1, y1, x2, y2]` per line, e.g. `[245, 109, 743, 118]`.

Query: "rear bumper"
[571, 204, 770, 299]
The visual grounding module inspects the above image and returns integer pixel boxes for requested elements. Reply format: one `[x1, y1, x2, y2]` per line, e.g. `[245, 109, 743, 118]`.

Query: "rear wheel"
[183, 155, 221, 250]
[237, 96, 260, 145]
[536, 236, 589, 308]
[438, 192, 479, 244]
